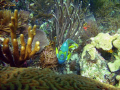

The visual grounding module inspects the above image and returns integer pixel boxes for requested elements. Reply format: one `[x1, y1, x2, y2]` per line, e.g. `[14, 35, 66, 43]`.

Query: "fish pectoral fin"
[67, 53, 72, 60]
[73, 43, 78, 48]
[69, 45, 74, 49]
[75, 43, 78, 47]
[69, 43, 78, 49]
[56, 47, 58, 55]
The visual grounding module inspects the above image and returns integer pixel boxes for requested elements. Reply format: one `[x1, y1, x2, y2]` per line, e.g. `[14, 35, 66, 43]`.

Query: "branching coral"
[0, 9, 30, 35]
[52, 0, 89, 48]
[0, 9, 40, 67]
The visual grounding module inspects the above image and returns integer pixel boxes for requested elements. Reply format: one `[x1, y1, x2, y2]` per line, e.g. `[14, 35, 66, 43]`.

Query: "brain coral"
[0, 66, 119, 90]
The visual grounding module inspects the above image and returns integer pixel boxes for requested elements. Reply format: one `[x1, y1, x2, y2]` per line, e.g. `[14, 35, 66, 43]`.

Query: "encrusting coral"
[0, 9, 40, 67]
[80, 32, 120, 86]
[107, 53, 120, 72]
[0, 66, 119, 90]
[39, 43, 58, 69]
[81, 33, 119, 60]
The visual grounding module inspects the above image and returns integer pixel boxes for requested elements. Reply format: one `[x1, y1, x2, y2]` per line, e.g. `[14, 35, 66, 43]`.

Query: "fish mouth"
[58, 59, 66, 64]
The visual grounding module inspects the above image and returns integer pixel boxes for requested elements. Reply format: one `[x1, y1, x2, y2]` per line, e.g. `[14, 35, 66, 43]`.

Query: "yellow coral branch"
[14, 10, 18, 30]
[0, 9, 40, 67]
[30, 41, 40, 57]
[2, 38, 15, 66]
[20, 34, 26, 47]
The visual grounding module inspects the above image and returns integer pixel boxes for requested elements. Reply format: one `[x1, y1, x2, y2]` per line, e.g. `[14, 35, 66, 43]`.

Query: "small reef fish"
[83, 14, 97, 31]
[106, 49, 113, 53]
[15, 0, 18, 3]
[56, 39, 78, 64]
[83, 22, 90, 31]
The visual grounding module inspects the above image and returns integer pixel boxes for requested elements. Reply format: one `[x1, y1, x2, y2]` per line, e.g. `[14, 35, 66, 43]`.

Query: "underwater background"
[0, 0, 120, 90]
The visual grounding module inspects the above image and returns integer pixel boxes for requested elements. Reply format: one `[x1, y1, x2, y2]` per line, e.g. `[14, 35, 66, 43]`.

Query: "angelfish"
[56, 39, 78, 64]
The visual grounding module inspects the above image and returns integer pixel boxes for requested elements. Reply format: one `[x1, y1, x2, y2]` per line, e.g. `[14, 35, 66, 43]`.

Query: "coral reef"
[0, 66, 119, 90]
[29, 0, 54, 25]
[65, 53, 80, 75]
[80, 32, 120, 85]
[13, 0, 28, 10]
[39, 21, 53, 40]
[94, 0, 120, 32]
[81, 0, 120, 33]
[0, 9, 40, 67]
[39, 43, 58, 69]
[0, 9, 13, 33]
[81, 33, 119, 60]
[108, 53, 120, 72]
[0, 0, 15, 9]
[0, 9, 30, 35]
[116, 75, 120, 88]
[79, 14, 100, 48]
[17, 10, 30, 33]
[32, 30, 49, 53]
[52, 0, 88, 48]
[107, 35, 120, 73]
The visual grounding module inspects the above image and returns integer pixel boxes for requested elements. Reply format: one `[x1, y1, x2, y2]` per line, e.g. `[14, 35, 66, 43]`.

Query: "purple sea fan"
[32, 30, 49, 52]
